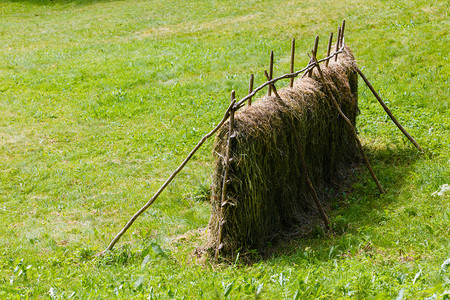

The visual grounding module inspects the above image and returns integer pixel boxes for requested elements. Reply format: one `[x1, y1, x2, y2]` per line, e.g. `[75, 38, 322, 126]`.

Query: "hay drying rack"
[97, 20, 423, 256]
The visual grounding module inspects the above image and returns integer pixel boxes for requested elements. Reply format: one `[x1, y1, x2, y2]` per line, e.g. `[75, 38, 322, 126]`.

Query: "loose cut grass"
[207, 46, 361, 257]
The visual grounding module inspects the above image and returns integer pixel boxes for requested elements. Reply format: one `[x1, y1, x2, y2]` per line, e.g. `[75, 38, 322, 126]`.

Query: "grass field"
[1, 0, 449, 298]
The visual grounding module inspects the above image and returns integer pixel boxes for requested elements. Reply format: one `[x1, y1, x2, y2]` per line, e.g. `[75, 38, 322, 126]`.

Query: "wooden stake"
[312, 53, 385, 194]
[326, 32, 333, 67]
[264, 70, 281, 99]
[301, 54, 314, 79]
[313, 36, 319, 59]
[356, 67, 424, 152]
[335, 26, 341, 62]
[340, 20, 346, 46]
[290, 38, 295, 87]
[216, 90, 236, 259]
[248, 74, 254, 106]
[268, 51, 274, 96]
[308, 36, 319, 77]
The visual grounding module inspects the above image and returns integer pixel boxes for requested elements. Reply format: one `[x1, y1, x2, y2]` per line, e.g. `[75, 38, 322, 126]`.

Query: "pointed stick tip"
[313, 36, 319, 56]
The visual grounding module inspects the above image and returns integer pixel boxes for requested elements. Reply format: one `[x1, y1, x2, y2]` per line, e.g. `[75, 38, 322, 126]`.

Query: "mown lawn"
[0, 0, 449, 298]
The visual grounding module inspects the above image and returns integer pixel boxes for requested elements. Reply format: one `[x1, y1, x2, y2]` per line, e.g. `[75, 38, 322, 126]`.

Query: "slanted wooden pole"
[216, 90, 237, 259]
[248, 74, 254, 106]
[356, 67, 424, 152]
[326, 32, 333, 67]
[290, 118, 331, 230]
[268, 51, 274, 96]
[335, 26, 341, 62]
[99, 98, 237, 255]
[312, 53, 385, 194]
[290, 38, 295, 87]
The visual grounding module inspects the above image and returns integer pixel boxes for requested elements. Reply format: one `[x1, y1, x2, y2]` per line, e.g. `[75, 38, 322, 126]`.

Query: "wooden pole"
[312, 54, 385, 194]
[326, 32, 333, 67]
[268, 51, 274, 96]
[340, 20, 346, 46]
[356, 67, 424, 152]
[248, 74, 254, 106]
[301, 59, 314, 79]
[313, 36, 319, 59]
[290, 38, 295, 87]
[98, 98, 237, 255]
[335, 26, 341, 62]
[215, 90, 236, 259]
[290, 119, 331, 229]
[308, 36, 319, 77]
[264, 70, 281, 99]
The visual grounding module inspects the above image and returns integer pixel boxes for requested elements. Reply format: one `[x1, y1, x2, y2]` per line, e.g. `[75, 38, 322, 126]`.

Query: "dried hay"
[207, 45, 360, 258]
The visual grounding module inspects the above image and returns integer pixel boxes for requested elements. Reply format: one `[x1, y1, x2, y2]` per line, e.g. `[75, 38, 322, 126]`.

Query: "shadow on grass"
[258, 144, 424, 262]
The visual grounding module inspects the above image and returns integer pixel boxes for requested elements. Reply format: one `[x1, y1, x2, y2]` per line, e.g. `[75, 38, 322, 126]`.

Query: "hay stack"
[207, 45, 360, 257]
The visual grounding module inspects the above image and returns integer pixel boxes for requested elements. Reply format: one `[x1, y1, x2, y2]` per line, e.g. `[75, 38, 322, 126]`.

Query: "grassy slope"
[0, 0, 449, 298]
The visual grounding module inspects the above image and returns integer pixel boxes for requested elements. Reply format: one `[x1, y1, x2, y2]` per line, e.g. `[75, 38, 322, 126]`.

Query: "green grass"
[0, 0, 449, 298]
